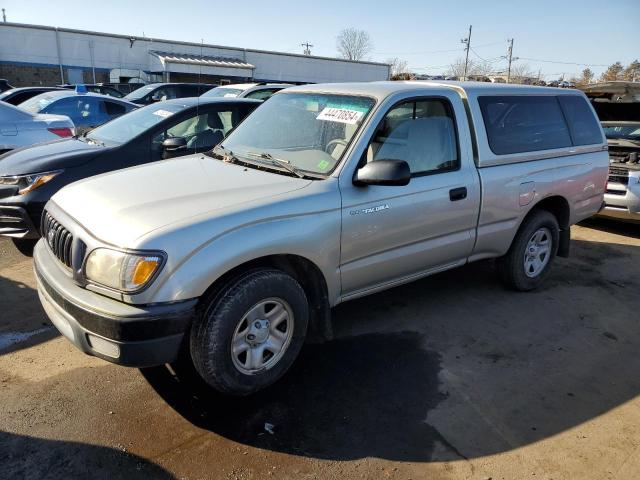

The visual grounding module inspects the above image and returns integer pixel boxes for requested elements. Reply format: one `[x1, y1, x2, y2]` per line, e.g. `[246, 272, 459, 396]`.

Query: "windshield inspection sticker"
[317, 159, 330, 171]
[316, 107, 364, 125]
[152, 109, 174, 118]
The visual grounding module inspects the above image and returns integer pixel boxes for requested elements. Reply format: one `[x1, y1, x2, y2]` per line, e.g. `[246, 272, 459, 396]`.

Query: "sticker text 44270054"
[316, 107, 364, 125]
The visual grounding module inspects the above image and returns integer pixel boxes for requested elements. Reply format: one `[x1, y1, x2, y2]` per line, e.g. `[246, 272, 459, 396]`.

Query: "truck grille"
[608, 166, 629, 186]
[42, 211, 74, 268]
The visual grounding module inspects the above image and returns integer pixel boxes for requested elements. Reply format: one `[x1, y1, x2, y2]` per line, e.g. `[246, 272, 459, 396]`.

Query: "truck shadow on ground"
[0, 431, 175, 480]
[143, 233, 640, 462]
[579, 217, 640, 239]
[142, 331, 449, 461]
[0, 274, 58, 356]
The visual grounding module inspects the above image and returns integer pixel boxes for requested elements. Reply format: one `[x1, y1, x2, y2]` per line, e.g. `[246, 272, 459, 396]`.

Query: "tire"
[190, 269, 309, 396]
[497, 210, 559, 291]
[12, 238, 37, 257]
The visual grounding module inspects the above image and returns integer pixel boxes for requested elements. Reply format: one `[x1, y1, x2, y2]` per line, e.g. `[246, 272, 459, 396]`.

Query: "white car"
[0, 102, 74, 155]
[201, 83, 292, 101]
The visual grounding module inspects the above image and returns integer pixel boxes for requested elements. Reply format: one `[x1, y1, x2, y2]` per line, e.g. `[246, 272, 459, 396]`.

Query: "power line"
[374, 39, 505, 56]
[374, 46, 464, 56]
[518, 56, 610, 67]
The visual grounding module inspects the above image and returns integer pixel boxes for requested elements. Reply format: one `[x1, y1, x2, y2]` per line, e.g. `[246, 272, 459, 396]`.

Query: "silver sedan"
[0, 102, 74, 155]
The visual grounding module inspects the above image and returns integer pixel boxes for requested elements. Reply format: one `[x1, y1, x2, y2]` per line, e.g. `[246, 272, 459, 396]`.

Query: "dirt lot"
[0, 218, 639, 480]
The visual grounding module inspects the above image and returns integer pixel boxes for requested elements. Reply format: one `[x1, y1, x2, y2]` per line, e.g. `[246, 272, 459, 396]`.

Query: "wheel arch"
[522, 194, 571, 257]
[197, 254, 333, 343]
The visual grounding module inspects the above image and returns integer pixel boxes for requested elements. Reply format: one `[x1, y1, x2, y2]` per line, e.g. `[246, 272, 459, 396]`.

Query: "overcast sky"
[1, 0, 638, 80]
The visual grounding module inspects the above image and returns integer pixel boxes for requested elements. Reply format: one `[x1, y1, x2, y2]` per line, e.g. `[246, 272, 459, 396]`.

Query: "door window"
[151, 86, 179, 102]
[244, 88, 281, 101]
[478, 96, 573, 154]
[45, 96, 100, 124]
[151, 108, 242, 155]
[367, 98, 460, 175]
[102, 101, 127, 118]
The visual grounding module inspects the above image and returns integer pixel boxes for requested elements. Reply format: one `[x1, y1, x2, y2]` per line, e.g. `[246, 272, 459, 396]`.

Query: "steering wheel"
[325, 139, 349, 154]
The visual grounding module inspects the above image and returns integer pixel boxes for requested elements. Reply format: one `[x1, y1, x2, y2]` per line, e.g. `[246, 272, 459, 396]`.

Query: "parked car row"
[0, 97, 260, 252]
[0, 82, 288, 155]
[1, 79, 610, 397]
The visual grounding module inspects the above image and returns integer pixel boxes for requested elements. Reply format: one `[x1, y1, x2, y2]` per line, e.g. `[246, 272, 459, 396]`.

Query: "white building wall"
[0, 23, 390, 83]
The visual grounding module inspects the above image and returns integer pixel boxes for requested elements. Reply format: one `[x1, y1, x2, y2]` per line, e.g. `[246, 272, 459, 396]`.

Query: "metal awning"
[150, 50, 254, 70]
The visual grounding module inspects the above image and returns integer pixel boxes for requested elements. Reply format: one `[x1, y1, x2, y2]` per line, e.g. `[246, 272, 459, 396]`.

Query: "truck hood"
[0, 138, 106, 175]
[51, 154, 312, 246]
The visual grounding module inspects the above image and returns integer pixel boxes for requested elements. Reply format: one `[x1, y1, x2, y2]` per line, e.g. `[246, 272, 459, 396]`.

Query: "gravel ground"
[0, 218, 639, 480]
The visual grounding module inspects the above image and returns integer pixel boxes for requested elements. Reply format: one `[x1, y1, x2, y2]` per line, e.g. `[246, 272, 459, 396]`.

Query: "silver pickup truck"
[34, 82, 608, 395]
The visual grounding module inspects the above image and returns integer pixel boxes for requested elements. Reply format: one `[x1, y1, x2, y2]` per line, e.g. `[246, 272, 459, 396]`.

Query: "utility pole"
[506, 38, 518, 83]
[461, 25, 472, 81]
[301, 42, 313, 56]
[2, 9, 6, 22]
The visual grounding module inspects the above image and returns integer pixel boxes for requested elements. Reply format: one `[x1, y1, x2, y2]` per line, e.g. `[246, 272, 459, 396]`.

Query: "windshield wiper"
[210, 144, 241, 164]
[245, 151, 306, 179]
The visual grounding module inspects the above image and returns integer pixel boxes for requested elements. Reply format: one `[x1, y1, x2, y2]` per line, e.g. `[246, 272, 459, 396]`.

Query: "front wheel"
[190, 269, 309, 396]
[497, 210, 560, 291]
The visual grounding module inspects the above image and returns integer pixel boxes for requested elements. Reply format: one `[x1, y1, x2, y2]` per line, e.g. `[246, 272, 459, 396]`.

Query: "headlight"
[84, 248, 164, 292]
[0, 170, 62, 195]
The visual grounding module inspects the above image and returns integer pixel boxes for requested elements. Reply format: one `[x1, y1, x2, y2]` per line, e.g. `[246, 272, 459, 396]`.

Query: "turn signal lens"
[131, 258, 160, 286]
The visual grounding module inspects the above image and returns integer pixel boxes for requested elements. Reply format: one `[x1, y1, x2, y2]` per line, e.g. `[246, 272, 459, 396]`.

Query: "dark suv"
[123, 83, 215, 106]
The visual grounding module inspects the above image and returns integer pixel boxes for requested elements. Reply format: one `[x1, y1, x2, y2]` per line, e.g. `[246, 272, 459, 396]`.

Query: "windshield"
[603, 124, 640, 140]
[87, 103, 184, 144]
[218, 92, 375, 176]
[124, 85, 157, 101]
[18, 92, 62, 114]
[201, 87, 243, 98]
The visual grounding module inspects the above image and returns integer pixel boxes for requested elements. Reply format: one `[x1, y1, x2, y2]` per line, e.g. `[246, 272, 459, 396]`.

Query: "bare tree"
[387, 57, 409, 79]
[447, 57, 476, 79]
[509, 63, 535, 84]
[473, 61, 495, 77]
[623, 60, 640, 81]
[447, 57, 497, 80]
[336, 28, 373, 61]
[575, 68, 594, 86]
[600, 62, 624, 82]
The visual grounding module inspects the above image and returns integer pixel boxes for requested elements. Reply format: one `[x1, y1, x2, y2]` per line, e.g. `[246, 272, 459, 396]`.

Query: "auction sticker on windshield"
[152, 109, 175, 118]
[316, 107, 364, 125]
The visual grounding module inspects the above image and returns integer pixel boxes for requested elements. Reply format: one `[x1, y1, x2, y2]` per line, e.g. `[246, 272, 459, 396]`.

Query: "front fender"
[134, 209, 342, 306]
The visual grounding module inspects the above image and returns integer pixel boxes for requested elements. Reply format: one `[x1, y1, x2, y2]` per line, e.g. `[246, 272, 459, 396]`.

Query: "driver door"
[339, 95, 478, 298]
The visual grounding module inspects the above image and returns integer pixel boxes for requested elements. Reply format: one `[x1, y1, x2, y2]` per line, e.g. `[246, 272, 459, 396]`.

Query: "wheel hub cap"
[246, 319, 270, 346]
[523, 227, 552, 278]
[231, 298, 294, 374]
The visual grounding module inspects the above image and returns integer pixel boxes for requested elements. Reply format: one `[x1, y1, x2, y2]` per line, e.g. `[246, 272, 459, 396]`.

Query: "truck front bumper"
[34, 240, 197, 367]
[597, 182, 640, 223]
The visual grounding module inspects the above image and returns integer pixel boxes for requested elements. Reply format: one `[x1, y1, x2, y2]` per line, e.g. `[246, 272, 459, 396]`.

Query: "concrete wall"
[0, 23, 390, 86]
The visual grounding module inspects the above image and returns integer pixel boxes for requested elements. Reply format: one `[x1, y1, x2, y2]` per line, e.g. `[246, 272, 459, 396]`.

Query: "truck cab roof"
[285, 80, 588, 101]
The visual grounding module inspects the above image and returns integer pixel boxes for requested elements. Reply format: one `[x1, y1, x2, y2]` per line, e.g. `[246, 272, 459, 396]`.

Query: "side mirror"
[353, 159, 411, 187]
[162, 137, 187, 159]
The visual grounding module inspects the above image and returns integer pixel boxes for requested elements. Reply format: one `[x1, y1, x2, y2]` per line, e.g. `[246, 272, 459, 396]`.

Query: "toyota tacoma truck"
[34, 82, 608, 395]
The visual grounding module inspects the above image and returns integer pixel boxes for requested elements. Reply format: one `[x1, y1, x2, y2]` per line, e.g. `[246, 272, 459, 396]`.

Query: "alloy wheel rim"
[523, 227, 552, 278]
[230, 298, 294, 374]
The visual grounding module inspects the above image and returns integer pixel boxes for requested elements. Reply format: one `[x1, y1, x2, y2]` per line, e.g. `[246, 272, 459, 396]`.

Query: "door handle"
[449, 187, 467, 201]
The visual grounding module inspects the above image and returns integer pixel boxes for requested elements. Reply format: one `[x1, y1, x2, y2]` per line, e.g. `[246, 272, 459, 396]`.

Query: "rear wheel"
[190, 269, 309, 396]
[497, 210, 559, 291]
